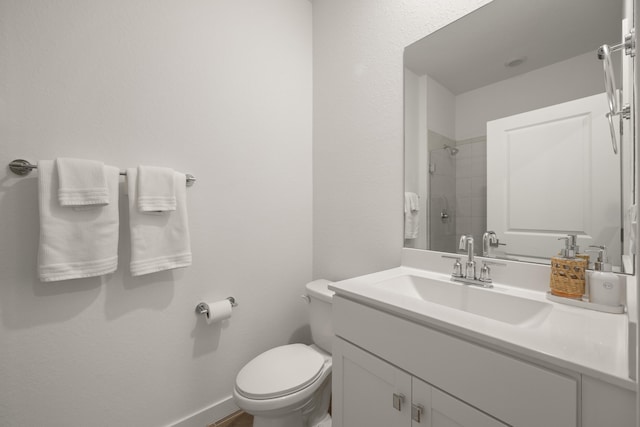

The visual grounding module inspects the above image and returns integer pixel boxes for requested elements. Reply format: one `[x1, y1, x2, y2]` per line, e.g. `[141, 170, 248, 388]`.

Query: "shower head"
[444, 145, 459, 156]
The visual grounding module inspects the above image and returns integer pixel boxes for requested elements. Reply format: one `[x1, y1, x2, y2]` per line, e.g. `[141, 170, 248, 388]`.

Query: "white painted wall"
[5, 1, 620, 425]
[0, 1, 312, 426]
[455, 51, 604, 141]
[403, 69, 429, 250]
[312, 0, 491, 280]
[426, 76, 456, 140]
[404, 68, 420, 196]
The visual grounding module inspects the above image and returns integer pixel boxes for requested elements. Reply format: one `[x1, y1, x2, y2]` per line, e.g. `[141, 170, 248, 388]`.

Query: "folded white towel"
[127, 168, 192, 276]
[38, 160, 119, 282]
[56, 158, 110, 207]
[404, 192, 419, 213]
[404, 192, 419, 239]
[137, 165, 176, 212]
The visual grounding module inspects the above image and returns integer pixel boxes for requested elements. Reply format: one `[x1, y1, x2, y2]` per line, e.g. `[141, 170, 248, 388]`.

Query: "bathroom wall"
[428, 142, 457, 253]
[404, 69, 431, 250]
[426, 76, 458, 252]
[426, 76, 456, 141]
[312, 0, 492, 280]
[454, 139, 487, 248]
[404, 68, 421, 201]
[455, 51, 604, 141]
[0, 1, 312, 426]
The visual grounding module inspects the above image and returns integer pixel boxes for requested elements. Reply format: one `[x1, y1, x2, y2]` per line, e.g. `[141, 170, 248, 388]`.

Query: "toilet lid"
[236, 344, 325, 400]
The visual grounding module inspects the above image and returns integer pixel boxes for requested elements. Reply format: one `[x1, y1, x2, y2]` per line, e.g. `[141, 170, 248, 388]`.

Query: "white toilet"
[233, 280, 334, 427]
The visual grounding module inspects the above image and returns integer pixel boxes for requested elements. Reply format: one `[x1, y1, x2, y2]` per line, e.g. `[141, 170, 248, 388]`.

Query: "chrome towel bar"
[8, 159, 196, 186]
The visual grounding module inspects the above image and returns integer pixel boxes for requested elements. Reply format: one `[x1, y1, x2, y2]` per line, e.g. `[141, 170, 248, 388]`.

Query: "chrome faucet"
[459, 235, 476, 279]
[444, 235, 505, 289]
[443, 252, 505, 288]
[482, 231, 505, 257]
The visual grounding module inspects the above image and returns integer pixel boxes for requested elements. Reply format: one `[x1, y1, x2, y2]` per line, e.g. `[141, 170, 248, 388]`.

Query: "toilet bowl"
[233, 344, 332, 427]
[233, 280, 334, 427]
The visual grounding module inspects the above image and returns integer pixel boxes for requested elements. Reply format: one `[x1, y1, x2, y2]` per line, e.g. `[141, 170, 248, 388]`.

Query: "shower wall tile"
[456, 138, 487, 251]
[457, 177, 472, 197]
[428, 133, 457, 253]
[457, 197, 472, 216]
[455, 157, 473, 178]
[471, 196, 486, 218]
[471, 178, 487, 197]
[471, 156, 486, 177]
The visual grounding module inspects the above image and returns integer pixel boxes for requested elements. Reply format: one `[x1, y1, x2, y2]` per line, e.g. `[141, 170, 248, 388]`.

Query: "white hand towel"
[127, 168, 192, 276]
[137, 165, 176, 212]
[38, 160, 119, 282]
[56, 157, 110, 206]
[404, 192, 419, 239]
[404, 192, 419, 214]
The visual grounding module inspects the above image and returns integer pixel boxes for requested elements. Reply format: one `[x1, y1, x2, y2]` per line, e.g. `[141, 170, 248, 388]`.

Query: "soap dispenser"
[559, 234, 579, 258]
[549, 234, 587, 299]
[588, 245, 622, 307]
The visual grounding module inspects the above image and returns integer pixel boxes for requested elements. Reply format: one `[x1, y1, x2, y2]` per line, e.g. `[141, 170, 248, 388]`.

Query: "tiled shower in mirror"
[427, 130, 487, 253]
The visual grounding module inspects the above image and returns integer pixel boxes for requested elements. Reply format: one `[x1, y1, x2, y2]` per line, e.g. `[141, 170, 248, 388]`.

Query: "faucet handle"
[442, 255, 464, 278]
[478, 260, 506, 283]
[453, 259, 463, 277]
[479, 263, 492, 283]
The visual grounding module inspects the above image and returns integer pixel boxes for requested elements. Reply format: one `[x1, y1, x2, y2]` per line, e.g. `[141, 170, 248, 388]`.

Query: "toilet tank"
[305, 280, 334, 354]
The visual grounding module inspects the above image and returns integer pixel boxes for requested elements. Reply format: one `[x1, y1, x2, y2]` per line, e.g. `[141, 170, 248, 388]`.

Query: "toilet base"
[250, 377, 331, 427]
[312, 413, 332, 427]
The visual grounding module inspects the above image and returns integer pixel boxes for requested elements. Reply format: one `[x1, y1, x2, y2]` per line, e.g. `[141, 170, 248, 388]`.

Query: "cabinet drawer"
[334, 296, 578, 427]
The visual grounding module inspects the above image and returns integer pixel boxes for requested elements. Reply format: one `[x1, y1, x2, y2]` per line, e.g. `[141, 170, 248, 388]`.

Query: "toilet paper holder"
[195, 297, 237, 316]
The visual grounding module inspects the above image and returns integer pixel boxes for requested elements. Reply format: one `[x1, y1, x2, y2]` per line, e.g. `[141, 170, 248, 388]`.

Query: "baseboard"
[170, 395, 239, 427]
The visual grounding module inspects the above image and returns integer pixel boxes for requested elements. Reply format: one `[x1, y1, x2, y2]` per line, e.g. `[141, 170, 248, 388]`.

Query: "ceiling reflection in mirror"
[403, 0, 635, 273]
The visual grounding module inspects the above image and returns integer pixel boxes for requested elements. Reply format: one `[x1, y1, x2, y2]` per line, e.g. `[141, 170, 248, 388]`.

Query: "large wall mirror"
[404, 0, 636, 274]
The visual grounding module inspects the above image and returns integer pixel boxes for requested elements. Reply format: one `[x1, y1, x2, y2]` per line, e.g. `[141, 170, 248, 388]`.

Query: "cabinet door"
[411, 376, 431, 427]
[582, 376, 635, 427]
[413, 377, 507, 427]
[333, 338, 412, 427]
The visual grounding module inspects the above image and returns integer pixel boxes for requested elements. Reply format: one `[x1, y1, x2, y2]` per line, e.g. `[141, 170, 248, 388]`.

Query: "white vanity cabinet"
[332, 336, 410, 426]
[332, 296, 579, 427]
[581, 376, 635, 427]
[423, 381, 506, 427]
[333, 337, 507, 427]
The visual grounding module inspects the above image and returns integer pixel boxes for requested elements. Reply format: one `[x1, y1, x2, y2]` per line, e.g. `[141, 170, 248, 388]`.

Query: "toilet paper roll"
[205, 299, 233, 324]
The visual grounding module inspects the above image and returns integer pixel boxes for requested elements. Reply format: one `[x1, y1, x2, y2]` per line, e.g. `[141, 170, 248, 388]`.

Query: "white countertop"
[329, 266, 635, 391]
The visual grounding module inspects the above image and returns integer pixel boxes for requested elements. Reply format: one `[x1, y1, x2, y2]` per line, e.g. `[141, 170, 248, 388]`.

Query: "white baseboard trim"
[170, 395, 239, 427]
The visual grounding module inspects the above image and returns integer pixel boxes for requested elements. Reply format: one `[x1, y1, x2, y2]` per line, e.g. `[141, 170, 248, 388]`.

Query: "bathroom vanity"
[329, 251, 636, 427]
[366, 0, 638, 423]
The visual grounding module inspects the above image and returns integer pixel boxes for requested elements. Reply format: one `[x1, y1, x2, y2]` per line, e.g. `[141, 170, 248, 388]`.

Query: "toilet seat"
[236, 344, 326, 400]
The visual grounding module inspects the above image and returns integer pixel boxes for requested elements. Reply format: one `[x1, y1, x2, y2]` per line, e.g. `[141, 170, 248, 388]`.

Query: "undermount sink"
[372, 275, 552, 326]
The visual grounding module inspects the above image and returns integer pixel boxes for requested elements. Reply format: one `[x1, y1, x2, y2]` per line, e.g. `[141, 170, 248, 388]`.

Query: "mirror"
[404, 0, 635, 273]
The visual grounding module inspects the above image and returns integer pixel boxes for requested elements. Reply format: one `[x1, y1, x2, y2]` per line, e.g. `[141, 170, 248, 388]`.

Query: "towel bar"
[8, 159, 196, 186]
